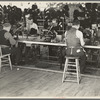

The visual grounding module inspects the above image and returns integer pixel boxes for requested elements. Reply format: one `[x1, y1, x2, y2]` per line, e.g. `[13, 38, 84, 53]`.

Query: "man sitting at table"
[65, 20, 86, 73]
[0, 23, 22, 65]
[26, 16, 40, 36]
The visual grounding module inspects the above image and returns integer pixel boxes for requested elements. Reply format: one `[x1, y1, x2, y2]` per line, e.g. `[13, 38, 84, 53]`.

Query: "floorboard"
[0, 64, 100, 98]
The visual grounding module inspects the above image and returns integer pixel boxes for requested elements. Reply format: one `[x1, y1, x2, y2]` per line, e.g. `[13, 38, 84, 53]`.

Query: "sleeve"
[31, 23, 38, 30]
[35, 24, 38, 30]
[4, 32, 16, 46]
[64, 31, 68, 46]
[65, 31, 67, 39]
[34, 24, 40, 34]
[77, 31, 85, 46]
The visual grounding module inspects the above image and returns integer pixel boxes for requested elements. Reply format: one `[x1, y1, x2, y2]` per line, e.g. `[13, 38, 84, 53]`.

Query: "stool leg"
[76, 59, 80, 84]
[62, 58, 68, 83]
[77, 60, 81, 81]
[8, 55, 12, 70]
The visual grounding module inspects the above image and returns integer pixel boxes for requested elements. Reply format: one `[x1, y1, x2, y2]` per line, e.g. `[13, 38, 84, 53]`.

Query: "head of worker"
[28, 16, 33, 25]
[72, 20, 80, 30]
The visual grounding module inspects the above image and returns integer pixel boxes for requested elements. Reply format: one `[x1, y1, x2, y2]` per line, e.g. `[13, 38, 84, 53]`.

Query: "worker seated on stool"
[65, 20, 86, 73]
[0, 23, 22, 65]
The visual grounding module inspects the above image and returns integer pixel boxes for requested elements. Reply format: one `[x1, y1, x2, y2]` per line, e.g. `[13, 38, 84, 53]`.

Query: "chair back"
[0, 45, 8, 56]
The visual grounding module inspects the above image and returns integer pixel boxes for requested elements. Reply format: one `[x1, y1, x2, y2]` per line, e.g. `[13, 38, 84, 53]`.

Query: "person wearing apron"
[65, 20, 86, 73]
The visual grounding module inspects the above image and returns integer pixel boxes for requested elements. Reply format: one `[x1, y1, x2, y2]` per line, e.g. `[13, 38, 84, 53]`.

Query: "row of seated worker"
[24, 16, 100, 45]
[0, 17, 42, 66]
[9, 19, 99, 46]
[0, 19, 100, 73]
[3, 12, 100, 46]
[0, 15, 40, 40]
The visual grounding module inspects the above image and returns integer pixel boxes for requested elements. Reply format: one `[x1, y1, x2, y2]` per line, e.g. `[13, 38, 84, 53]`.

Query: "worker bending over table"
[20, 15, 41, 64]
[25, 15, 40, 37]
[0, 23, 22, 65]
[48, 19, 59, 57]
[65, 20, 86, 73]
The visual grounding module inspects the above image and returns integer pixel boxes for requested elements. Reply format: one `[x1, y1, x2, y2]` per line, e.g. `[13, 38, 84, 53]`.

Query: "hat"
[3, 23, 11, 27]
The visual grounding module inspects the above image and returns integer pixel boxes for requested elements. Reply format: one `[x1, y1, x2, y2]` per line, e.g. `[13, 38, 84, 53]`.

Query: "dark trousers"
[66, 48, 86, 73]
[2, 46, 21, 64]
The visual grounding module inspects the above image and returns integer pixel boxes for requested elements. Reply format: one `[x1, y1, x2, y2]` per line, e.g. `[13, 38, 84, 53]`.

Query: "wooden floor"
[0, 65, 100, 98]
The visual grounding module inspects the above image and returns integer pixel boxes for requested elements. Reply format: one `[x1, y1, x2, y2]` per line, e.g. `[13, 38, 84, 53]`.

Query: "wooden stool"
[62, 57, 81, 84]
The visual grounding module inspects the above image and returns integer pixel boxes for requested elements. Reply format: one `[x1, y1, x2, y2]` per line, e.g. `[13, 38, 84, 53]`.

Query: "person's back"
[0, 29, 11, 46]
[65, 20, 86, 73]
[66, 27, 81, 47]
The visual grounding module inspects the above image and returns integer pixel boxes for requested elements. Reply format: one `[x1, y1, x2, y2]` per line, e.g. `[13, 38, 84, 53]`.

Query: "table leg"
[57, 47, 65, 70]
[97, 50, 100, 67]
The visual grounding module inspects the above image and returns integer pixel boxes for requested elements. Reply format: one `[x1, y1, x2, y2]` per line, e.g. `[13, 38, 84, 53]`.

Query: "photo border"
[0, 0, 100, 100]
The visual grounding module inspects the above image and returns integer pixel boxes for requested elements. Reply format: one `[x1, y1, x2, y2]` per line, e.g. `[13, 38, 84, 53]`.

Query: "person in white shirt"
[65, 22, 85, 47]
[65, 20, 86, 73]
[26, 17, 40, 36]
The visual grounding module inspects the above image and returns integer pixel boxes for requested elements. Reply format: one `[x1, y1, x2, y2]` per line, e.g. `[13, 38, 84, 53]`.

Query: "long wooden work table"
[18, 39, 100, 78]
[19, 39, 100, 49]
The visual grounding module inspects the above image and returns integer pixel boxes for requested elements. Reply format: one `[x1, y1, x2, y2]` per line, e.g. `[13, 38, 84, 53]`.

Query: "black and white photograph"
[0, 0, 100, 98]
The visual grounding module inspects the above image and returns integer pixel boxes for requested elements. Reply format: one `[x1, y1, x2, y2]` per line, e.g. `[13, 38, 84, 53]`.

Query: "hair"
[72, 20, 80, 25]
[28, 16, 33, 20]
